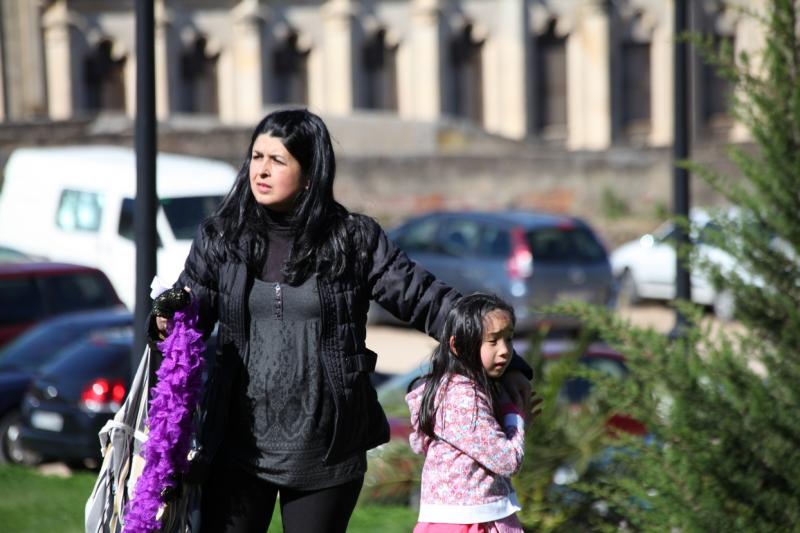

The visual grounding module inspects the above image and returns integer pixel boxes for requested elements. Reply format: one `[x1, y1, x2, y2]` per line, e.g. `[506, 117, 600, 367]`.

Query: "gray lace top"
[224, 275, 365, 489]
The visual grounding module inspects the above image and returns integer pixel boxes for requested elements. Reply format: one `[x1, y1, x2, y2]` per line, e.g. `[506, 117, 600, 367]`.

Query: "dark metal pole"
[133, 0, 157, 372]
[672, 0, 692, 335]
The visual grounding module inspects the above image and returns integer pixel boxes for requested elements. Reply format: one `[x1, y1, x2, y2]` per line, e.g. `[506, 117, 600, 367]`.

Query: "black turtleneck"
[260, 208, 293, 282]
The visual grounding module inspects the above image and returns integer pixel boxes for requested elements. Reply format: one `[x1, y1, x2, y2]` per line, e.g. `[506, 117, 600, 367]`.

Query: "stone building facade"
[0, 0, 763, 150]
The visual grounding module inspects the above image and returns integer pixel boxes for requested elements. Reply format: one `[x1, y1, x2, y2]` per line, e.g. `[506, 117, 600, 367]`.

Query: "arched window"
[692, 3, 736, 137]
[84, 39, 125, 112]
[701, 34, 734, 123]
[271, 31, 308, 105]
[620, 41, 651, 130]
[612, 10, 652, 142]
[361, 28, 397, 111]
[533, 19, 567, 139]
[180, 35, 219, 115]
[447, 23, 483, 123]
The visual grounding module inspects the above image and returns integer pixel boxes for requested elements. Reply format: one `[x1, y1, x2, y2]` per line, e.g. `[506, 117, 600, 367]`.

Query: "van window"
[118, 198, 163, 247]
[161, 196, 223, 239]
[118, 196, 221, 242]
[56, 190, 103, 232]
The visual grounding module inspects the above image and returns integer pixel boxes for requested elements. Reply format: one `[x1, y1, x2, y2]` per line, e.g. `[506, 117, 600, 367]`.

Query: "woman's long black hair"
[415, 293, 516, 440]
[202, 108, 355, 283]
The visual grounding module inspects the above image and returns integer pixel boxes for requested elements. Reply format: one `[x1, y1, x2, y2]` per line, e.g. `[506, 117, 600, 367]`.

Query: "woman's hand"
[526, 390, 543, 428]
[155, 316, 169, 337]
[497, 384, 512, 406]
[500, 369, 532, 413]
[152, 286, 191, 338]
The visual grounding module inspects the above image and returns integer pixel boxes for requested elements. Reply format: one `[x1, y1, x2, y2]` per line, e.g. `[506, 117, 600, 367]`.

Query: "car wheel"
[0, 410, 41, 466]
[617, 270, 641, 307]
[713, 289, 736, 322]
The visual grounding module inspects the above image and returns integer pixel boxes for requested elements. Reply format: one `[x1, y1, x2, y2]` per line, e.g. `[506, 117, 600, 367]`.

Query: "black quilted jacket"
[177, 213, 529, 465]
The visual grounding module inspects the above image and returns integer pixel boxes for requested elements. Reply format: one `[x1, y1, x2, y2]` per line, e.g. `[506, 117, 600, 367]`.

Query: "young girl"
[406, 293, 529, 533]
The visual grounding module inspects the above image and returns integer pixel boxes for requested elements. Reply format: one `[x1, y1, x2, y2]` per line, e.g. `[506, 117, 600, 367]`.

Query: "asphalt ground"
[367, 303, 735, 375]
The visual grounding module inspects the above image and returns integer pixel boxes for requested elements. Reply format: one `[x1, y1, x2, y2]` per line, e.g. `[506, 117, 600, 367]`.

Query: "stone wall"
[0, 116, 741, 246]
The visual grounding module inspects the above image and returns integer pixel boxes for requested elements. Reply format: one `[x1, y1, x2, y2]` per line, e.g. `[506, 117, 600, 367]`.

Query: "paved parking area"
[367, 325, 437, 375]
[368, 303, 737, 375]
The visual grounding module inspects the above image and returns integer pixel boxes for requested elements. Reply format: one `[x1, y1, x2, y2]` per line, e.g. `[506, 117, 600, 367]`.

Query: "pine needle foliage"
[685, 0, 800, 349]
[548, 2, 800, 530]
[513, 331, 655, 532]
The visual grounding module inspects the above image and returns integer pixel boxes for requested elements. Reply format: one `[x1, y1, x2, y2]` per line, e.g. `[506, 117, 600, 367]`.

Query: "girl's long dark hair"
[202, 108, 355, 283]
[416, 293, 516, 440]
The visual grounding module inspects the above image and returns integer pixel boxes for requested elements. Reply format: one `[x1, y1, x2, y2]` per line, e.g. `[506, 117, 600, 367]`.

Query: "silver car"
[370, 210, 616, 334]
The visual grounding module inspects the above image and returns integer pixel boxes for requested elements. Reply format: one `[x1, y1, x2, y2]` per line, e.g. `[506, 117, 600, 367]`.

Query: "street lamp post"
[672, 0, 692, 336]
[133, 0, 157, 370]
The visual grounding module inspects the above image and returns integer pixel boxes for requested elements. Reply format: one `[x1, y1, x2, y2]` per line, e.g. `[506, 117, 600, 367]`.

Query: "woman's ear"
[449, 335, 458, 357]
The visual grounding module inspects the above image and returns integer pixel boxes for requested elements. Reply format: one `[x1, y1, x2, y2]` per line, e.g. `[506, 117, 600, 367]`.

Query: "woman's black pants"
[199, 462, 363, 533]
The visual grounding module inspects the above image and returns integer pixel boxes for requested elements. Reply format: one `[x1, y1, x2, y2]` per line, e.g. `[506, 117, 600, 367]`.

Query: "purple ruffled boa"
[123, 301, 205, 533]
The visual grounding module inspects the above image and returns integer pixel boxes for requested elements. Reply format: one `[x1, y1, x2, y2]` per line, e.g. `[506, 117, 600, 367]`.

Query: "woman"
[153, 109, 532, 532]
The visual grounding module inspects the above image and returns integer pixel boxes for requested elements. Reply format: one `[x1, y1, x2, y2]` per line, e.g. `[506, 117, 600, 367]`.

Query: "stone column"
[321, 0, 358, 115]
[124, 57, 137, 119]
[307, 44, 326, 113]
[649, 1, 674, 146]
[401, 0, 444, 121]
[483, 0, 529, 139]
[567, 0, 612, 150]
[42, 0, 83, 120]
[216, 47, 236, 123]
[0, 21, 5, 121]
[155, 1, 180, 120]
[1, 0, 49, 120]
[229, 0, 266, 123]
[729, 1, 765, 143]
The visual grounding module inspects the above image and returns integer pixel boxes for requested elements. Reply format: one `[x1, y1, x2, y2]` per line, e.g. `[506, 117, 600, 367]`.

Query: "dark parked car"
[0, 308, 133, 464]
[19, 329, 217, 465]
[0, 262, 123, 349]
[370, 211, 615, 333]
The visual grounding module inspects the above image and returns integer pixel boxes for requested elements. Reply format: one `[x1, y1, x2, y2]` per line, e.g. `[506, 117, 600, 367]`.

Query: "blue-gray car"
[370, 210, 616, 334]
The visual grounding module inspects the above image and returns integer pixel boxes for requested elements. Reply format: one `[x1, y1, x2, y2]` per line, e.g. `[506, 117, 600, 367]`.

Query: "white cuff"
[149, 276, 171, 299]
[503, 413, 524, 431]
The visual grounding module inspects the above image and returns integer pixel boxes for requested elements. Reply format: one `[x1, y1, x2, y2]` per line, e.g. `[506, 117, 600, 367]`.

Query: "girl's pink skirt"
[413, 514, 524, 533]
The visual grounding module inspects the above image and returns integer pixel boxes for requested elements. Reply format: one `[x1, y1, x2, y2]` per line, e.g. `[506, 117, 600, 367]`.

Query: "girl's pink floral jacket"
[405, 374, 525, 524]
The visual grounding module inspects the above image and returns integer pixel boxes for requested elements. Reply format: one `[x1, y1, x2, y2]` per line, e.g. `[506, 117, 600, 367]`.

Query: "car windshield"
[0, 246, 30, 262]
[526, 227, 606, 262]
[0, 322, 84, 371]
[41, 336, 132, 380]
[161, 196, 224, 240]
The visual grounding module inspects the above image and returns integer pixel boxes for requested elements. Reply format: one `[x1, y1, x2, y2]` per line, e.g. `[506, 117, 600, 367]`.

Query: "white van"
[0, 145, 237, 309]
